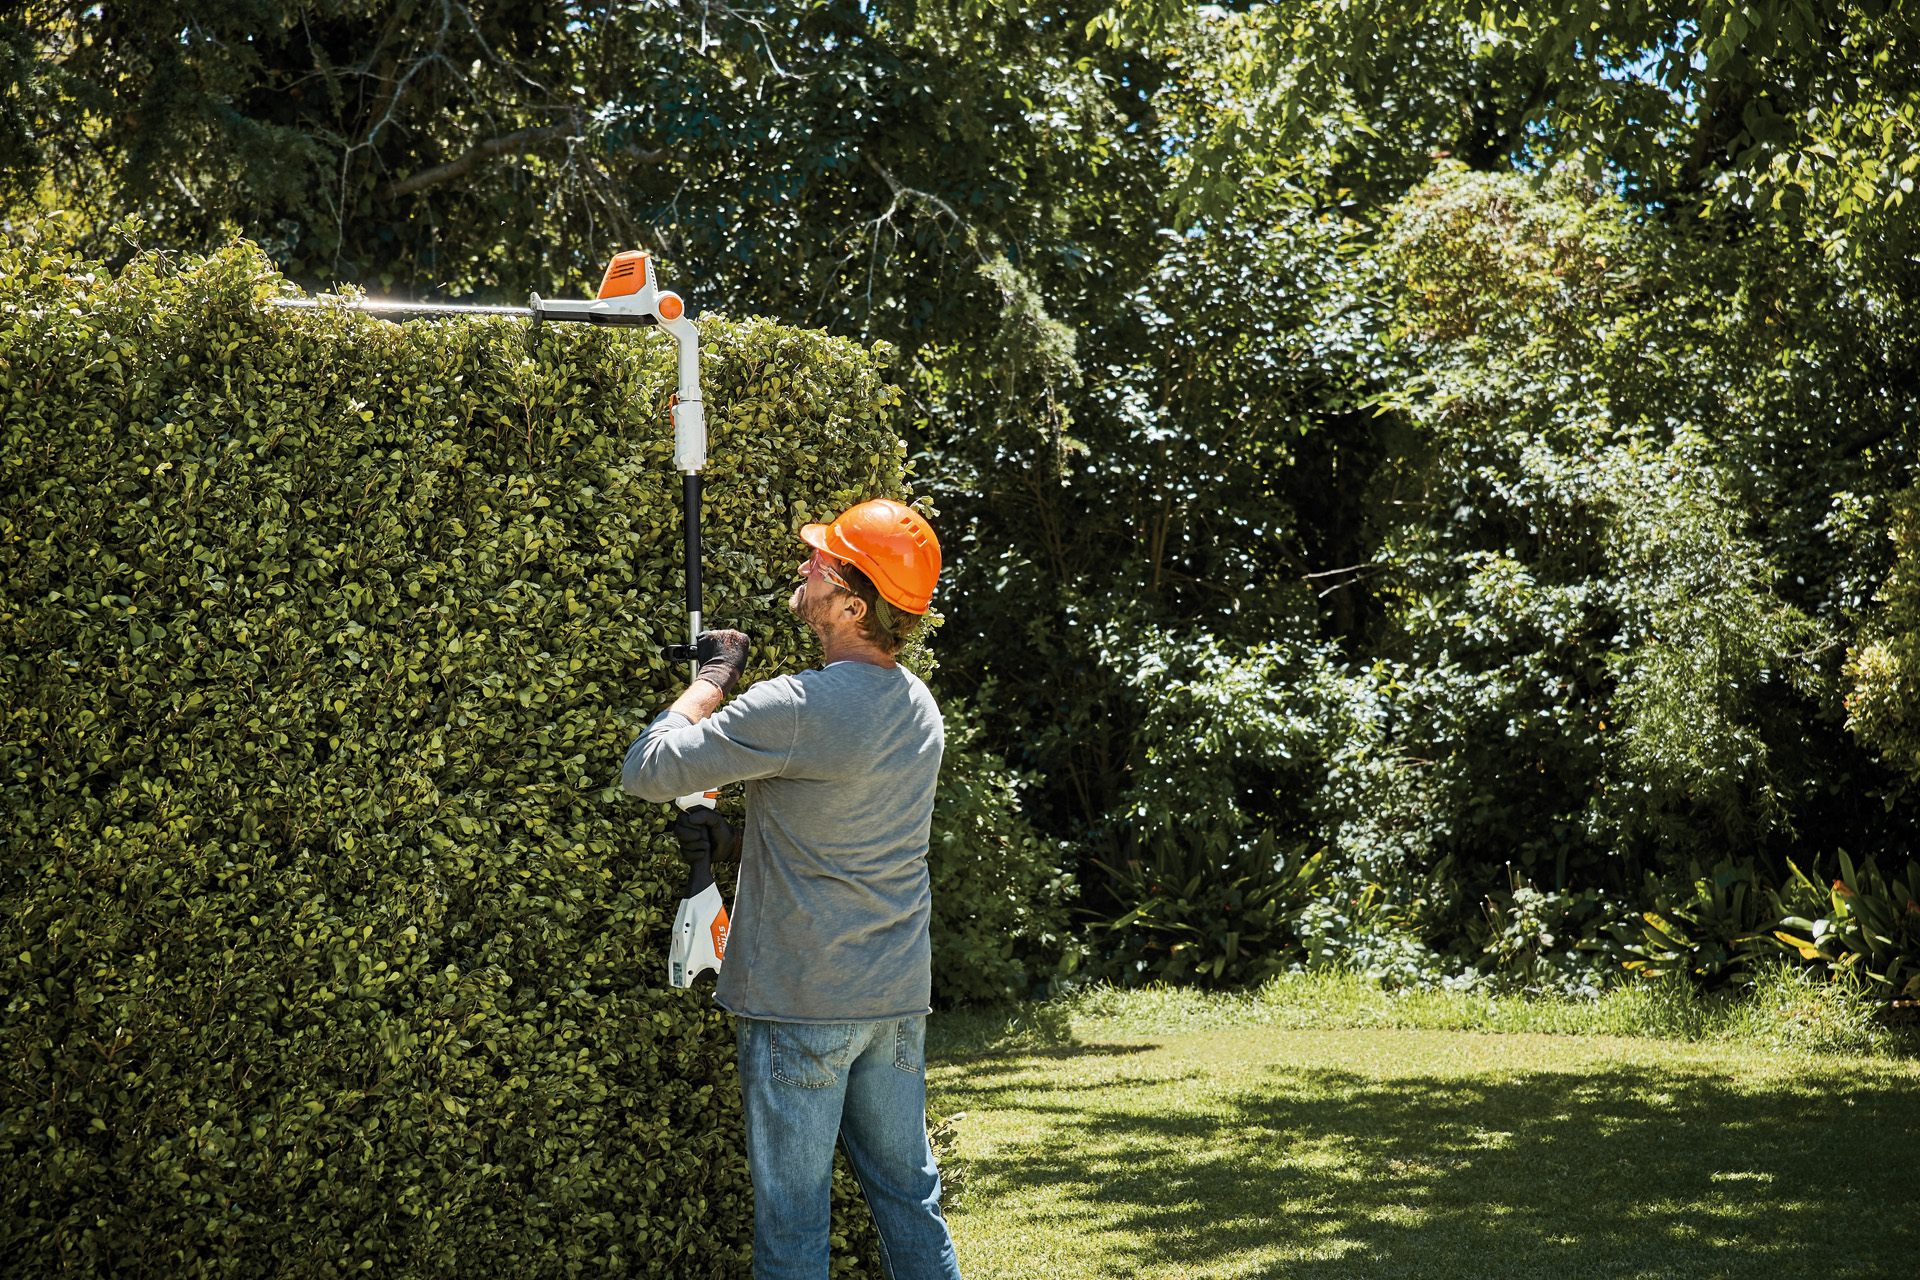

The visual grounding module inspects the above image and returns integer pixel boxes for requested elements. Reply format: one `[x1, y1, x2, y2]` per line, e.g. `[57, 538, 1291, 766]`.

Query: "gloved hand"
[693, 628, 751, 695]
[673, 806, 739, 863]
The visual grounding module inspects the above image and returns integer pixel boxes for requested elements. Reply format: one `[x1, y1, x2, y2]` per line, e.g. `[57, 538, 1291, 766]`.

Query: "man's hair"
[835, 562, 926, 655]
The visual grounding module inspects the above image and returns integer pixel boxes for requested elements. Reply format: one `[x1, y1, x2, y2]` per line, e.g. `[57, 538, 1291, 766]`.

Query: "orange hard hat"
[800, 499, 942, 613]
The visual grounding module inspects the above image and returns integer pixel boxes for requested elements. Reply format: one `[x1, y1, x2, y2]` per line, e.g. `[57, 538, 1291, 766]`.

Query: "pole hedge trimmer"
[277, 252, 730, 988]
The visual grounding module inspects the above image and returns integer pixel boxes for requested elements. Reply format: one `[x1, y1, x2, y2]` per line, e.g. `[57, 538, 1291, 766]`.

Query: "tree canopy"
[8, 0, 1919, 991]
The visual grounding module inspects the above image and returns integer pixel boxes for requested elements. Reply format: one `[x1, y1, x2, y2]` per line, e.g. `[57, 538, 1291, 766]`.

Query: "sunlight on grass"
[926, 964, 1917, 1061]
[923, 973, 1919, 1278]
[927, 1029, 1920, 1279]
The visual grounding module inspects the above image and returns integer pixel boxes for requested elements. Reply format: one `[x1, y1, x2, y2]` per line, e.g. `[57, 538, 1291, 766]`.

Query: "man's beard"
[791, 584, 841, 633]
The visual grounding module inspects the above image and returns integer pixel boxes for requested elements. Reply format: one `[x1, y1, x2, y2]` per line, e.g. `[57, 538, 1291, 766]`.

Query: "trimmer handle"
[672, 791, 723, 897]
[663, 643, 698, 663]
[667, 790, 730, 989]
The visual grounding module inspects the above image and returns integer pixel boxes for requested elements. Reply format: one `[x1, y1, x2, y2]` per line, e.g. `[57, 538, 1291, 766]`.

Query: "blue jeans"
[735, 1015, 963, 1280]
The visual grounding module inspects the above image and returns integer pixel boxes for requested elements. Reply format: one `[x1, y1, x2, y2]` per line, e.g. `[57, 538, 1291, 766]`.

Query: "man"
[621, 498, 962, 1280]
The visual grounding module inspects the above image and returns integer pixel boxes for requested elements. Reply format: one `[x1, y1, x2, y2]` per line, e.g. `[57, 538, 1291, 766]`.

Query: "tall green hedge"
[0, 239, 909, 1277]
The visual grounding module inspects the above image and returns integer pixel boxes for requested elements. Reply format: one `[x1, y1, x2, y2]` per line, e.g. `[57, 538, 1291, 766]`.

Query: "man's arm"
[622, 677, 796, 801]
[670, 678, 726, 725]
[649, 628, 739, 759]
[622, 624, 798, 801]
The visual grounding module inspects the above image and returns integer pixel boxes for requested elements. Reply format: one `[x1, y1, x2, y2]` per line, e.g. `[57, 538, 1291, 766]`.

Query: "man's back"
[623, 661, 945, 1021]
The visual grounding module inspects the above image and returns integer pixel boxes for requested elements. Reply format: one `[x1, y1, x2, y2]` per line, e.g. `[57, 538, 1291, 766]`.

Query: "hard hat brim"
[798, 523, 832, 553]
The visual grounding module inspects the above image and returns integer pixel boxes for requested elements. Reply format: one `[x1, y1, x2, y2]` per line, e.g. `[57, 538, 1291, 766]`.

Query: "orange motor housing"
[597, 250, 649, 299]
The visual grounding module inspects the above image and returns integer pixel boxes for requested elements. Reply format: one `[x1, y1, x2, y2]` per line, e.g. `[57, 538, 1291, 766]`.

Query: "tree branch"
[381, 127, 672, 200]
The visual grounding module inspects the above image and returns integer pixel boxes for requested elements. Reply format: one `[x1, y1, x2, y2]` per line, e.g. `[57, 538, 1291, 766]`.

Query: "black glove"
[673, 807, 738, 892]
[693, 628, 751, 695]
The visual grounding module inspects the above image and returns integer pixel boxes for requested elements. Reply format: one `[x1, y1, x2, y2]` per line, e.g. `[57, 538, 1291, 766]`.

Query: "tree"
[927, 2, 1920, 982]
[1, 0, 1140, 338]
[13, 0, 1919, 987]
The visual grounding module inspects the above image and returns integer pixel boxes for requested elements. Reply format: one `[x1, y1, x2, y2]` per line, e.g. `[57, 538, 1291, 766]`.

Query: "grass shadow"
[932, 1042, 1158, 1073]
[936, 1040, 1920, 1278]
[928, 1001, 1078, 1060]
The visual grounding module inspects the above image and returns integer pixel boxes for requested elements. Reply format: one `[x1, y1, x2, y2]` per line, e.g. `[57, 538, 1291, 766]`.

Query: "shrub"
[1774, 852, 1920, 1001]
[1463, 871, 1632, 995]
[926, 699, 1078, 1004]
[1848, 489, 1920, 779]
[1615, 858, 1783, 990]
[1079, 628, 1337, 989]
[1091, 832, 1326, 989]
[0, 237, 910, 1277]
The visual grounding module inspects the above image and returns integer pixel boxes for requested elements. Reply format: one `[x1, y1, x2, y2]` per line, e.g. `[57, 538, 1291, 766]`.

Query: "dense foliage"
[914, 2, 1920, 996]
[7, 1, 1920, 1002]
[0, 0, 1124, 349]
[925, 700, 1079, 1003]
[0, 238, 938, 1276]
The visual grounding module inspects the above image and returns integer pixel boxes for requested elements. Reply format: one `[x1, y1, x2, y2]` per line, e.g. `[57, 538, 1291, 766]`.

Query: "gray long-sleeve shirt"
[621, 661, 945, 1022]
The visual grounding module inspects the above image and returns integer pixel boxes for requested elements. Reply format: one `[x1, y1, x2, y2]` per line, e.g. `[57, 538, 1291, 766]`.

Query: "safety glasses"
[807, 548, 852, 593]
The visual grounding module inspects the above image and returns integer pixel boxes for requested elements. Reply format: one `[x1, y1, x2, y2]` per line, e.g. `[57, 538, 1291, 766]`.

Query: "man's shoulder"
[707, 672, 804, 730]
[730, 671, 805, 709]
[794, 661, 932, 694]
[791, 663, 940, 720]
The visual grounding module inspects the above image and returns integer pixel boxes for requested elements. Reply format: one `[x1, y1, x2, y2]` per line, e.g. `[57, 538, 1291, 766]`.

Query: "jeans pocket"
[771, 1021, 857, 1089]
[893, 1016, 925, 1075]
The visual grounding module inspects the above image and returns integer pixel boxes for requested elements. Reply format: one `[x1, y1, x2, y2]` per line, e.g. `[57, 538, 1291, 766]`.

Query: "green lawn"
[925, 1024, 1920, 1279]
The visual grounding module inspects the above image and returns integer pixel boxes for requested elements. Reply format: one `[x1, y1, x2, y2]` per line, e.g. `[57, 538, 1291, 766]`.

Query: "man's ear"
[841, 595, 869, 626]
